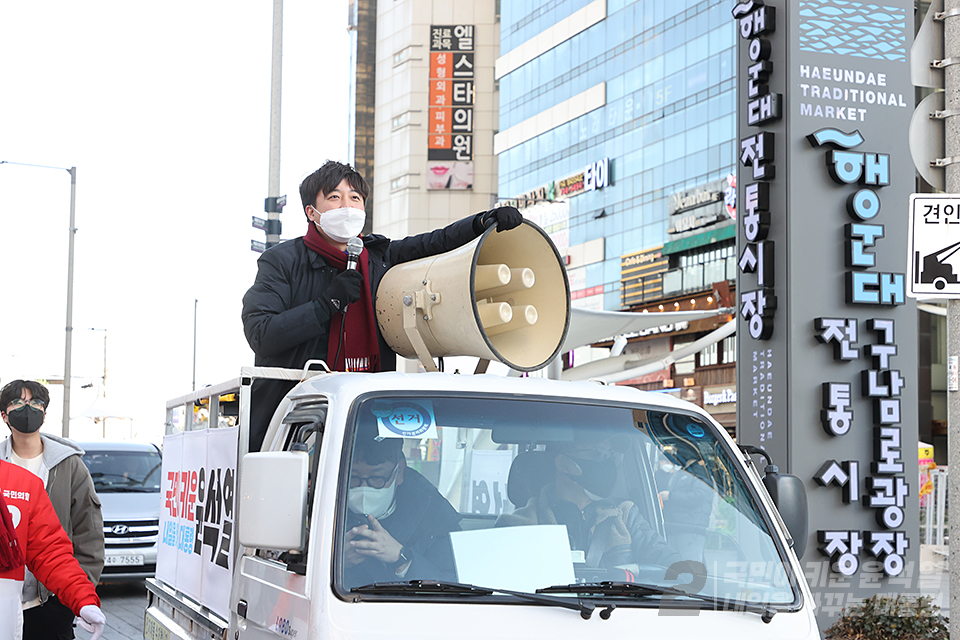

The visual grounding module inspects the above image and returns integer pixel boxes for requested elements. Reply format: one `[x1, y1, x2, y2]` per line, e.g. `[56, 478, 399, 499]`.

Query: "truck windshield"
[338, 395, 798, 608]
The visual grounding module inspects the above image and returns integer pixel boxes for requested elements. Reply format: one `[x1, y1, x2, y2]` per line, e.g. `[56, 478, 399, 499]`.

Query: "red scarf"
[303, 224, 381, 372]
[0, 490, 23, 572]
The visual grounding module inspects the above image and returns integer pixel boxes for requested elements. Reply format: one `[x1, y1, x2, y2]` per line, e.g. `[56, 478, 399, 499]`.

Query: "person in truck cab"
[0, 380, 103, 640]
[241, 160, 522, 452]
[341, 422, 461, 590]
[496, 436, 682, 571]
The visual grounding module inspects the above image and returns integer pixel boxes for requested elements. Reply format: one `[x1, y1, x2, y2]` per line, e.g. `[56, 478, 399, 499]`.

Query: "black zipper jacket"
[241, 213, 483, 450]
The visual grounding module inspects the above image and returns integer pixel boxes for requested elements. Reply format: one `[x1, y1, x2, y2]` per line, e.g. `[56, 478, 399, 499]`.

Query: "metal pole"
[944, 2, 960, 634]
[62, 167, 77, 439]
[102, 328, 107, 438]
[192, 299, 198, 391]
[267, 0, 283, 246]
[0, 161, 78, 435]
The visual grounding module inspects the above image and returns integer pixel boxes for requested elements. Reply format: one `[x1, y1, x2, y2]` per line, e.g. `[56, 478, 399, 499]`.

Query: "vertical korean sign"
[158, 427, 239, 620]
[733, 0, 918, 627]
[428, 25, 475, 190]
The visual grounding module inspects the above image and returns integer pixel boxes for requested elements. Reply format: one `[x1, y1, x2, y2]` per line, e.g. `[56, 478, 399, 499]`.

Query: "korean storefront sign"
[428, 24, 474, 189]
[732, 0, 917, 624]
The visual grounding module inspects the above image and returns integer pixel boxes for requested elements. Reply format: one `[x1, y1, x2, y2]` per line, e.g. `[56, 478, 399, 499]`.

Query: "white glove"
[75, 604, 106, 640]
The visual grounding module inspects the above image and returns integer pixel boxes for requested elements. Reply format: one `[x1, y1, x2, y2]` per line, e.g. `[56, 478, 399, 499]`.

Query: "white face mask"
[315, 206, 366, 243]
[348, 479, 398, 519]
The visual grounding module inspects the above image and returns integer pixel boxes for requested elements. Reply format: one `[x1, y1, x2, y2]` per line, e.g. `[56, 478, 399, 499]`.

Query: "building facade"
[366, 1, 501, 240]
[496, 0, 738, 423]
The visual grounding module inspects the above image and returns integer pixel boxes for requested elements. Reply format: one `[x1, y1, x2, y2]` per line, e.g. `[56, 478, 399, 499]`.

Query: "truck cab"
[146, 368, 818, 640]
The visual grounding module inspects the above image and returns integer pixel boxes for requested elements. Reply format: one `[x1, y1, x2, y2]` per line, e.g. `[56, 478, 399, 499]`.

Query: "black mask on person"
[566, 455, 618, 499]
[6, 406, 44, 434]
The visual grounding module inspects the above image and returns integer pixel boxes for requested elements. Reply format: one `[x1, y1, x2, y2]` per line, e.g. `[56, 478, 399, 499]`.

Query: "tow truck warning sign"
[908, 194, 960, 298]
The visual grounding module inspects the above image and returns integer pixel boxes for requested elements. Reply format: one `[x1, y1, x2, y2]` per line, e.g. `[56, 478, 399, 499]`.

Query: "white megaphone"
[376, 219, 571, 371]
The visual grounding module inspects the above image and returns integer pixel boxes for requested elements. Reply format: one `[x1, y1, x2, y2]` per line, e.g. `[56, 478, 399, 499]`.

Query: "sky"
[0, 0, 352, 442]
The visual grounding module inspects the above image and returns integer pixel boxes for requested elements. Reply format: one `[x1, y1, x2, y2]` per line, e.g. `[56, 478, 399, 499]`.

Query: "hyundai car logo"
[111, 524, 129, 535]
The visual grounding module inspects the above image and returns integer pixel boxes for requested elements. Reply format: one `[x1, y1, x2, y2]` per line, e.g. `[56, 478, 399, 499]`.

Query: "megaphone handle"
[402, 294, 439, 373]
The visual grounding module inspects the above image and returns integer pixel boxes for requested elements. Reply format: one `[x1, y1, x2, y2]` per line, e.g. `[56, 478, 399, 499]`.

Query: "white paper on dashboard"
[450, 524, 575, 593]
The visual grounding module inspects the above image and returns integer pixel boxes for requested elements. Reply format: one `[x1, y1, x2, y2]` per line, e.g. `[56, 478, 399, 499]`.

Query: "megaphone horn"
[376, 219, 571, 372]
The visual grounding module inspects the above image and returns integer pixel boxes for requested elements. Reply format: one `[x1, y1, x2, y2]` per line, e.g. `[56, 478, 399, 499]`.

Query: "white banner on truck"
[159, 427, 239, 620]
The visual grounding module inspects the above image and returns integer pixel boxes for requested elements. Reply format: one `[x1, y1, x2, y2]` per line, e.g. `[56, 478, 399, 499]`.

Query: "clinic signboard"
[732, 0, 917, 625]
[428, 25, 475, 189]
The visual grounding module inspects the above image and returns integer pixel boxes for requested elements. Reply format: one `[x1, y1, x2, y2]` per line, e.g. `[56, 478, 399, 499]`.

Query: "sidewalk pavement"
[98, 580, 148, 640]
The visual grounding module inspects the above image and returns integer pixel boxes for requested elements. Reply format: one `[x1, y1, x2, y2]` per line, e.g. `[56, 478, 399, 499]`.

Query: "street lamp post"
[81, 328, 107, 437]
[0, 161, 78, 438]
[64, 167, 77, 438]
[86, 328, 107, 391]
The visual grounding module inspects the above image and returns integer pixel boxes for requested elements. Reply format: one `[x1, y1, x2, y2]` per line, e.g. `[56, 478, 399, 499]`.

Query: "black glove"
[321, 270, 364, 313]
[480, 206, 523, 232]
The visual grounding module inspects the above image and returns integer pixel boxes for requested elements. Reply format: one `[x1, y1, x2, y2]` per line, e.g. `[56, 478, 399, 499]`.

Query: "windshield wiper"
[352, 580, 609, 619]
[538, 581, 776, 623]
[353, 581, 493, 596]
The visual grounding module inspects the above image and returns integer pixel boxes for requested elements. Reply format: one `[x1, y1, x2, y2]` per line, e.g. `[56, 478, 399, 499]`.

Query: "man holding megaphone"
[242, 160, 522, 451]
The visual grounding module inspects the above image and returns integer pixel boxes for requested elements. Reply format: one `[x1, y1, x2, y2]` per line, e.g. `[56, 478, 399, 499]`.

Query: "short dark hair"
[353, 418, 403, 466]
[299, 161, 370, 215]
[0, 380, 50, 411]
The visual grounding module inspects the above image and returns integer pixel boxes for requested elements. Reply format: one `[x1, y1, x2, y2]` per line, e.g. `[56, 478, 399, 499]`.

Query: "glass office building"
[495, 0, 738, 428]
[496, 0, 737, 312]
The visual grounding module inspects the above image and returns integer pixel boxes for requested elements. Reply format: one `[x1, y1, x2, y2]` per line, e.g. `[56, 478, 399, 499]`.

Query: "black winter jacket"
[241, 214, 483, 450]
[342, 468, 462, 591]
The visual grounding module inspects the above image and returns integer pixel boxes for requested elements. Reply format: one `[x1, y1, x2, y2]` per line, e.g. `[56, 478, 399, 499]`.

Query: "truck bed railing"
[146, 577, 228, 640]
[163, 364, 328, 455]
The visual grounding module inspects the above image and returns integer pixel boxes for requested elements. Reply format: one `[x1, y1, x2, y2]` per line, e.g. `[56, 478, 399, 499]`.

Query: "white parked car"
[79, 441, 162, 581]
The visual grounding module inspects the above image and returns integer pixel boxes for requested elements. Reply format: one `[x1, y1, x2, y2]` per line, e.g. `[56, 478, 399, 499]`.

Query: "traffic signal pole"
[267, 0, 283, 248]
[62, 166, 77, 438]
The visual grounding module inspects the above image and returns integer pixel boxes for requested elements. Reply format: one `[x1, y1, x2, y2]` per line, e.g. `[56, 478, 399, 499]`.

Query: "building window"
[933, 314, 945, 366]
[390, 173, 419, 192]
[701, 342, 718, 366]
[667, 242, 735, 297]
[674, 335, 696, 374]
[392, 44, 422, 67]
[391, 110, 420, 131]
[699, 334, 735, 367]
[722, 335, 736, 364]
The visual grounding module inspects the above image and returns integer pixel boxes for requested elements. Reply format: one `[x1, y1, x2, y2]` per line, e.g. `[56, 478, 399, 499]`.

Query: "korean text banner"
[159, 427, 239, 620]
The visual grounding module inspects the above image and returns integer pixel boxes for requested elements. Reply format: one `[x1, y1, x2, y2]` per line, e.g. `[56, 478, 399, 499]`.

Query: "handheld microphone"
[336, 237, 365, 368]
[346, 237, 363, 271]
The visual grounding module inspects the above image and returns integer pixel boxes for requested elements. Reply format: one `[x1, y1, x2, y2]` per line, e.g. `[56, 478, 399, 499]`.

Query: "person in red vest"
[0, 460, 105, 640]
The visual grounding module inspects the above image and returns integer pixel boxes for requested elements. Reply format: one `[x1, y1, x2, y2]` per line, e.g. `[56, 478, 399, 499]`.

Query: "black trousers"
[23, 595, 75, 640]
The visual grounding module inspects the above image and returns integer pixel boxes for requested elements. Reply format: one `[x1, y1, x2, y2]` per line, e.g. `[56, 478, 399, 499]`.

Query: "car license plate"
[105, 554, 144, 566]
[143, 611, 170, 640]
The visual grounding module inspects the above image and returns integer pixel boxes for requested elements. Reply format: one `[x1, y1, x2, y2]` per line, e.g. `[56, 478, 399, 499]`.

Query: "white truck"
[145, 222, 819, 639]
[144, 364, 819, 640]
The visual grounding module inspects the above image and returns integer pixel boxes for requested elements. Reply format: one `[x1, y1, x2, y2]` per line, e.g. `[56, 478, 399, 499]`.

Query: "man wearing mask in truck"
[241, 160, 522, 452]
[496, 436, 682, 571]
[341, 422, 461, 590]
[0, 380, 103, 640]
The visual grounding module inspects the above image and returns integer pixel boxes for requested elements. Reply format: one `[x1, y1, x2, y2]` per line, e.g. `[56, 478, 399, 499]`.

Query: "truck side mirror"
[762, 470, 808, 559]
[740, 445, 809, 559]
[238, 451, 310, 551]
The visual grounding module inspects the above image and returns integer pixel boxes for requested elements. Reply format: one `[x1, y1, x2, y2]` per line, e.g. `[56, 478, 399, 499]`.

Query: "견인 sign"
[908, 194, 960, 298]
